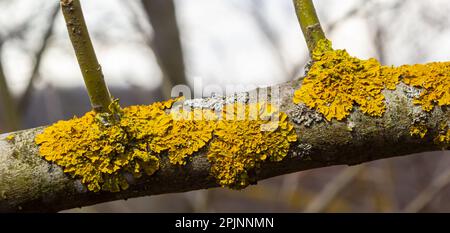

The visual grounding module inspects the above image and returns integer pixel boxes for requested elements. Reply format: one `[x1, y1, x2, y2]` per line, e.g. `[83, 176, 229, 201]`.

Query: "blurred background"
[0, 0, 449, 212]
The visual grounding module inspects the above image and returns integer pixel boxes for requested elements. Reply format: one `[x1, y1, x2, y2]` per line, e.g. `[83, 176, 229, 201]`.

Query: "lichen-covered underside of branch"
[0, 78, 448, 213]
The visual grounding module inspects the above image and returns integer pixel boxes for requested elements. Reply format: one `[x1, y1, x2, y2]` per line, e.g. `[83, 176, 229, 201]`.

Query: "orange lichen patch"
[165, 109, 217, 165]
[400, 62, 450, 111]
[435, 130, 450, 146]
[410, 124, 428, 138]
[37, 112, 125, 192]
[293, 39, 450, 121]
[435, 122, 450, 148]
[311, 39, 333, 61]
[119, 103, 174, 153]
[121, 103, 217, 166]
[6, 134, 15, 142]
[207, 103, 297, 189]
[35, 99, 181, 192]
[293, 39, 399, 121]
[36, 97, 298, 192]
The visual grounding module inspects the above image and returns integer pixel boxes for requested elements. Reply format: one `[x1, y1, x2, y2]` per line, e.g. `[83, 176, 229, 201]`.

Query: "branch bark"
[0, 78, 448, 212]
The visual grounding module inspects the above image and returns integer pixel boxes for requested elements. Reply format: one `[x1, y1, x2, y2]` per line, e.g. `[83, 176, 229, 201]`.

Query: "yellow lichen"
[6, 134, 15, 142]
[311, 39, 333, 61]
[410, 124, 428, 138]
[207, 103, 297, 189]
[435, 122, 450, 148]
[37, 112, 154, 192]
[293, 39, 450, 121]
[35, 99, 181, 192]
[165, 109, 217, 165]
[120, 103, 217, 166]
[36, 97, 298, 192]
[293, 39, 399, 121]
[401, 62, 450, 111]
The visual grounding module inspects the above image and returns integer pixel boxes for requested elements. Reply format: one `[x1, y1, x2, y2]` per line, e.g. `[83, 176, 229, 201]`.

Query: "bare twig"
[60, 0, 112, 113]
[292, 0, 326, 53]
[303, 166, 364, 212]
[403, 155, 450, 212]
[368, 162, 399, 212]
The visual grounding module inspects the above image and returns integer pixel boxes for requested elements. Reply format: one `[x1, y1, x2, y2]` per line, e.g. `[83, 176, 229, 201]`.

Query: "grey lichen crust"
[287, 103, 324, 127]
[291, 143, 313, 159]
[183, 92, 249, 111]
[403, 84, 422, 99]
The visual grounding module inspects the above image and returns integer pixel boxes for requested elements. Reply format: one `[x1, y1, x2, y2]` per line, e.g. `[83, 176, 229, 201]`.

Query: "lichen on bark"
[292, 39, 450, 147]
[35, 98, 298, 192]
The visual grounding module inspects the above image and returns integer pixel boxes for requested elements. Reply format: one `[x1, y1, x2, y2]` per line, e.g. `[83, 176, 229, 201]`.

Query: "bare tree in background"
[0, 46, 19, 131]
[0, 3, 59, 132]
[17, 4, 59, 115]
[0, 3, 36, 131]
[141, 0, 188, 97]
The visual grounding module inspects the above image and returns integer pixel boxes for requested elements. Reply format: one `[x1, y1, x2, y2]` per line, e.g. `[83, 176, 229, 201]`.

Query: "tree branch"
[60, 0, 112, 113]
[292, 0, 326, 53]
[0, 78, 447, 212]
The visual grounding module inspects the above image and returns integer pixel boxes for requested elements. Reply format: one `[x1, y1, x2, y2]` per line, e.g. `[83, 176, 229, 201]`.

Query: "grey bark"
[0, 78, 448, 212]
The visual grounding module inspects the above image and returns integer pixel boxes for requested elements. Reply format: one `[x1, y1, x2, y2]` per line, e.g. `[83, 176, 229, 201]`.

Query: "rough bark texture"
[0, 78, 448, 212]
